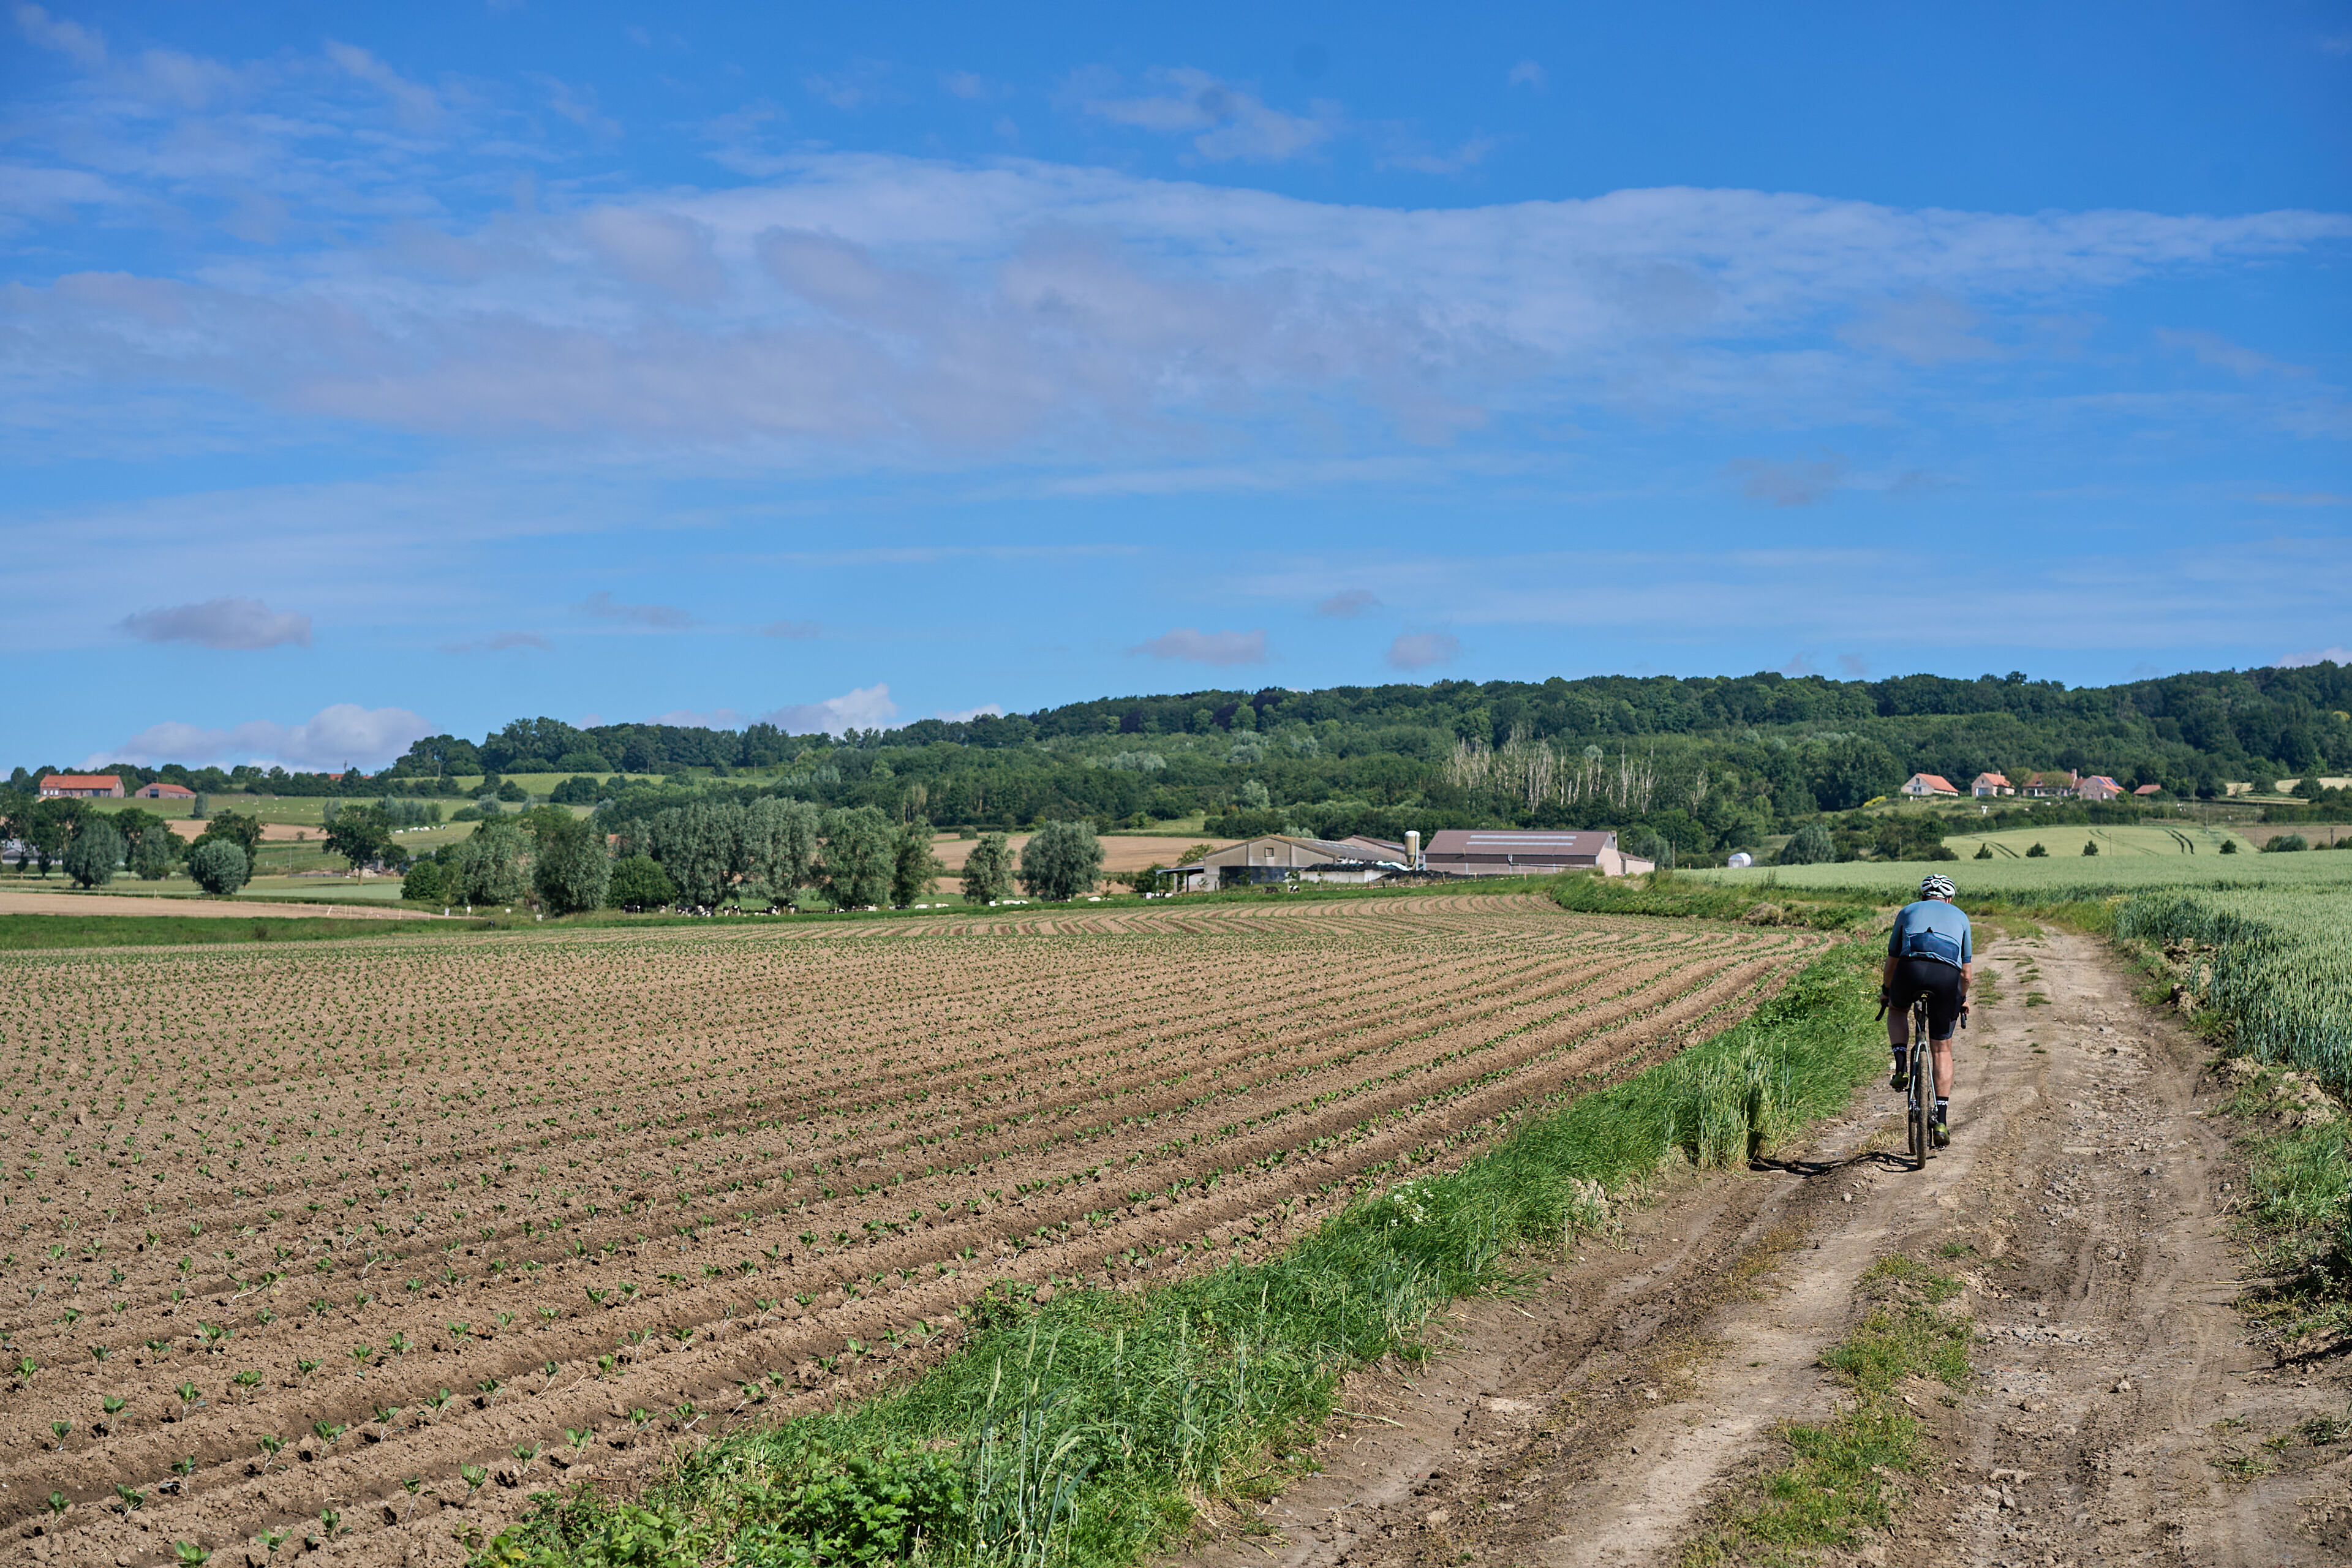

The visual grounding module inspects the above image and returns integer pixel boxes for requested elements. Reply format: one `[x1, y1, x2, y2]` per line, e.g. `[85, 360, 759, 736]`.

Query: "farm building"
[1422, 829, 1653, 878]
[2133, 783, 2163, 797]
[1970, 772, 2013, 797]
[2077, 775, 2125, 802]
[2022, 771, 2078, 798]
[1163, 835, 1410, 892]
[1901, 773, 1960, 798]
[39, 773, 123, 798]
[135, 781, 196, 800]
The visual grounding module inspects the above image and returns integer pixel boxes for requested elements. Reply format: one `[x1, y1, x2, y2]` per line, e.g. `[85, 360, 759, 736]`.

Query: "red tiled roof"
[41, 774, 121, 791]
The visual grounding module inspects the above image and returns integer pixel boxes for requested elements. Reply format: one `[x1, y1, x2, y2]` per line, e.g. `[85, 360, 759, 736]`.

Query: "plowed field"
[2, 894, 1821, 1564]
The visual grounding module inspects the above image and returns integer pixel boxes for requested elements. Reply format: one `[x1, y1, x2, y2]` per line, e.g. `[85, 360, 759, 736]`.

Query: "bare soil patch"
[0, 889, 434, 921]
[928, 833, 1235, 876]
[1172, 926, 2348, 1567]
[2, 895, 1815, 1564]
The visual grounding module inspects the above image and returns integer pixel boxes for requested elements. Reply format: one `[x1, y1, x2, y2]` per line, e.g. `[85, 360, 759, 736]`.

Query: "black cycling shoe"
[1889, 1062, 1910, 1091]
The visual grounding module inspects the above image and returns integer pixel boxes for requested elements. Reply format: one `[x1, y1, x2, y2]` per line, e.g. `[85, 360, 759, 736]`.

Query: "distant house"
[1422, 829, 1652, 878]
[2022, 771, 2078, 799]
[2078, 775, 2125, 802]
[2133, 783, 2163, 798]
[1900, 773, 1960, 799]
[39, 773, 123, 799]
[1970, 772, 2013, 797]
[135, 782, 196, 800]
[1164, 835, 1409, 892]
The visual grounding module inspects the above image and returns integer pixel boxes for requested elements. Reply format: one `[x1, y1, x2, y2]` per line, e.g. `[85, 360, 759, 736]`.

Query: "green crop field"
[2117, 887, 2352, 1096]
[1694, 850, 2352, 900]
[1941, 823, 2245, 858]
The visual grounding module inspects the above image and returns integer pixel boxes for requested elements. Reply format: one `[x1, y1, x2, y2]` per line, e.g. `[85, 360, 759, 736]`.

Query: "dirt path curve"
[1174, 925, 2350, 1567]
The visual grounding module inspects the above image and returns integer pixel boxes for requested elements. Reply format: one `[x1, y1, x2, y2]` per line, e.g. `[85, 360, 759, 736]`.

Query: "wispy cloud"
[935, 702, 1004, 722]
[1130, 627, 1268, 666]
[15, 3, 106, 68]
[1077, 67, 1335, 161]
[1507, 60, 1547, 91]
[2275, 645, 2351, 668]
[119, 597, 311, 650]
[1726, 454, 1847, 507]
[579, 590, 692, 628]
[1386, 631, 1459, 670]
[322, 40, 442, 130]
[760, 619, 821, 639]
[2154, 327, 2307, 379]
[1316, 589, 1382, 619]
[438, 630, 548, 653]
[89, 703, 429, 769]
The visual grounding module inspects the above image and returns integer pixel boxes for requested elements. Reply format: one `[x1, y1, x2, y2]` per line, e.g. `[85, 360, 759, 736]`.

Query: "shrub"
[187, 841, 249, 896]
[2265, 834, 2309, 854]
[2220, 837, 2239, 855]
[2026, 842, 2048, 858]
[401, 859, 449, 904]
[64, 821, 124, 888]
[2082, 840, 2099, 856]
[1973, 844, 1994, 859]
[1779, 821, 1836, 865]
[606, 853, 678, 910]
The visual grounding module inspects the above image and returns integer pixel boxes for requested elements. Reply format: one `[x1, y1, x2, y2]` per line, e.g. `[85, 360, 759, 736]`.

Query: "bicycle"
[1881, 993, 1965, 1170]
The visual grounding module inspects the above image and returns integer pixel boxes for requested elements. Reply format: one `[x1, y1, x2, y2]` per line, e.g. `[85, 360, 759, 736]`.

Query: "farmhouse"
[135, 781, 196, 800]
[39, 773, 123, 799]
[2133, 783, 2163, 797]
[2077, 775, 2125, 802]
[1422, 829, 1653, 878]
[1163, 835, 1409, 892]
[1970, 772, 2013, 797]
[1901, 773, 1960, 798]
[2023, 771, 2078, 798]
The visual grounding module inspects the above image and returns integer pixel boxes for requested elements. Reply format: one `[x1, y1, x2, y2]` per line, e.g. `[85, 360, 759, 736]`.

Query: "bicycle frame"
[1907, 997, 1933, 1169]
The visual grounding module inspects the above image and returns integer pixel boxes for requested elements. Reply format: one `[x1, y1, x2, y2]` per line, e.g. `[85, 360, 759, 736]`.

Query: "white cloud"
[1131, 627, 1268, 666]
[2275, 646, 2351, 668]
[935, 702, 1004, 722]
[1507, 60, 1547, 91]
[1386, 631, 1459, 670]
[762, 682, 900, 735]
[1840, 290, 2002, 364]
[119, 597, 311, 650]
[1837, 653, 1871, 676]
[15, 3, 105, 68]
[91, 703, 431, 770]
[1080, 67, 1334, 162]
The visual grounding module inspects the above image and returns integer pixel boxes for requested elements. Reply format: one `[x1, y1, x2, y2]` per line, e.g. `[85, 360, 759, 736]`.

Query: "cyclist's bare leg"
[1888, 1010, 1910, 1049]
[1929, 1036, 1954, 1101]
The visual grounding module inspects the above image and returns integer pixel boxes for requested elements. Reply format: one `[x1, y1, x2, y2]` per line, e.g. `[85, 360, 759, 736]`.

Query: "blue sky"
[6, 1, 2350, 771]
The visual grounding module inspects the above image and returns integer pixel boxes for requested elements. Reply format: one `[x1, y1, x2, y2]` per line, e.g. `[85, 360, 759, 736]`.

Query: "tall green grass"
[476, 942, 1883, 1567]
[2116, 888, 2352, 1098]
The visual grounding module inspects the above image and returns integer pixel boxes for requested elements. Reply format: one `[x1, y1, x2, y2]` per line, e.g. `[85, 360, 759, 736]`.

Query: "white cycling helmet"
[1920, 874, 1957, 900]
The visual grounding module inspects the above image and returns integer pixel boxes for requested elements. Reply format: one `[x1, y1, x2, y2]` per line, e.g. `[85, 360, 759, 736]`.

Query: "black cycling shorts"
[1890, 956, 1964, 1039]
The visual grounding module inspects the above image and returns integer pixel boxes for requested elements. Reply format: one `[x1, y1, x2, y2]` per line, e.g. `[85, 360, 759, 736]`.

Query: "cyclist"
[1883, 873, 1970, 1147]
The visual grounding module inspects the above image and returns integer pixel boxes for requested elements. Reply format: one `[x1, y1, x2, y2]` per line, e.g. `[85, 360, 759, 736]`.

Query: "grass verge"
[1553, 871, 1873, 930]
[471, 940, 1887, 1567]
[0, 912, 495, 951]
[1684, 1256, 1973, 1565]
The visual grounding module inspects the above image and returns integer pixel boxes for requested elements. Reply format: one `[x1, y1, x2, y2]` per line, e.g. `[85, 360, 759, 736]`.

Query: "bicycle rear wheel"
[1907, 1006, 1931, 1167]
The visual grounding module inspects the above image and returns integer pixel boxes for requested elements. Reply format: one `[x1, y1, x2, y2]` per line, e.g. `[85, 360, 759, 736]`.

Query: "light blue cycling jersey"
[1888, 899, 1972, 968]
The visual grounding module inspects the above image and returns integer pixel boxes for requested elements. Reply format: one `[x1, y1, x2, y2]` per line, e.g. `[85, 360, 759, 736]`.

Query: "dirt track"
[1184, 924, 2350, 1566]
[4, 895, 1819, 1565]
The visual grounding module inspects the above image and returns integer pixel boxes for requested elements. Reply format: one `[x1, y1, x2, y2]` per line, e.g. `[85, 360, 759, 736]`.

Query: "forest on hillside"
[13, 664, 2350, 863]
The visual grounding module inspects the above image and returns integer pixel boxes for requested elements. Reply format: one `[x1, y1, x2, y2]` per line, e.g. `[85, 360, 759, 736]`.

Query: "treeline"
[18, 662, 2350, 867]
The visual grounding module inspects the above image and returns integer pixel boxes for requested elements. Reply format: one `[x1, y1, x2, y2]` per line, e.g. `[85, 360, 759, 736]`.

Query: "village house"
[2022, 771, 2078, 798]
[39, 773, 123, 799]
[1970, 772, 2013, 797]
[2077, 775, 2125, 802]
[1900, 772, 1960, 799]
